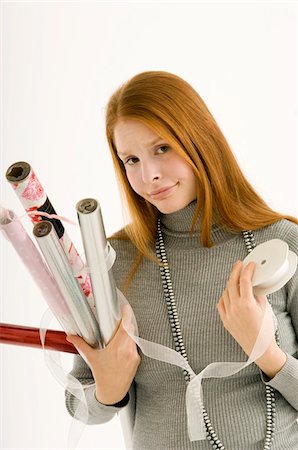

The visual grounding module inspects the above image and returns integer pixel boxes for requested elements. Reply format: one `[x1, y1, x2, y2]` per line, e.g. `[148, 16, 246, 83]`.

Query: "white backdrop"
[0, 1, 297, 449]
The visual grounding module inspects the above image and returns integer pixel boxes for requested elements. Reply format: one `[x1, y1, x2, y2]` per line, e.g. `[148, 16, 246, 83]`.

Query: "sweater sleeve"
[260, 223, 298, 411]
[65, 354, 130, 425]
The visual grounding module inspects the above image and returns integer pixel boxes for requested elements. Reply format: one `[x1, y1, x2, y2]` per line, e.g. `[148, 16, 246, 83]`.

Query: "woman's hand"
[67, 304, 141, 405]
[216, 260, 275, 356]
[217, 260, 287, 378]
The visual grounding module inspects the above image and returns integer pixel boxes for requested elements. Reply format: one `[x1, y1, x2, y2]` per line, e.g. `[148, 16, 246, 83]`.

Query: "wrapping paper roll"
[76, 198, 120, 344]
[76, 198, 133, 449]
[0, 205, 78, 334]
[33, 220, 102, 348]
[0, 323, 78, 354]
[5, 161, 97, 318]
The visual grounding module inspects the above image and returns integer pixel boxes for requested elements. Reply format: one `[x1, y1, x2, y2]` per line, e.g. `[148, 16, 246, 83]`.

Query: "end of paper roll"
[33, 221, 53, 238]
[0, 204, 15, 225]
[5, 161, 31, 183]
[76, 198, 99, 215]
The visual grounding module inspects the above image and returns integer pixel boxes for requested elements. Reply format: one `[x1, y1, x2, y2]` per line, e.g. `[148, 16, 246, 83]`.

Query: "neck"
[158, 200, 238, 249]
[159, 200, 206, 233]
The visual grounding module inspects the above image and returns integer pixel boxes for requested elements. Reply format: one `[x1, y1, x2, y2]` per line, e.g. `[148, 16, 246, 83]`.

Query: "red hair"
[105, 71, 297, 293]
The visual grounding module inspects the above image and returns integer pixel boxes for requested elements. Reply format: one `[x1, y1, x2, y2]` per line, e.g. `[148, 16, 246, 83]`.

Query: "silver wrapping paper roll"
[33, 221, 102, 348]
[76, 198, 120, 345]
[76, 199, 133, 450]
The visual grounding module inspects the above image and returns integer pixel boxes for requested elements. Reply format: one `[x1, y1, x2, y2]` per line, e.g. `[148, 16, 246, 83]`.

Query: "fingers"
[239, 261, 255, 301]
[66, 334, 97, 364]
[226, 260, 256, 302]
[106, 318, 122, 344]
[226, 260, 242, 300]
[67, 304, 138, 364]
[106, 304, 134, 345]
[66, 334, 91, 351]
[108, 304, 136, 350]
[216, 297, 226, 320]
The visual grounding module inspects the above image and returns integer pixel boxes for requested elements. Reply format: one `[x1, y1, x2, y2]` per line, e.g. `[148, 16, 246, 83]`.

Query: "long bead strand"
[156, 220, 278, 449]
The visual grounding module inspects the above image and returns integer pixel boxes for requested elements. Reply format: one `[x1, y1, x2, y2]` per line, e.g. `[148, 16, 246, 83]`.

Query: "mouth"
[150, 183, 178, 199]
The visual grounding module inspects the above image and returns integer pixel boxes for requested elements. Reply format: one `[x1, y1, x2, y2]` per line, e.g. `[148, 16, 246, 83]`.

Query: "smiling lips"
[150, 183, 178, 199]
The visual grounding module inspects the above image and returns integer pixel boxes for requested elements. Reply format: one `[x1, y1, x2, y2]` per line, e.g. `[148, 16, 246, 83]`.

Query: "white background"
[0, 1, 297, 449]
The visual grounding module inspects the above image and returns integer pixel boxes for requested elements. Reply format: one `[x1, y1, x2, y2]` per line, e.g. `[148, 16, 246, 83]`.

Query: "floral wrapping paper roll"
[5, 161, 97, 319]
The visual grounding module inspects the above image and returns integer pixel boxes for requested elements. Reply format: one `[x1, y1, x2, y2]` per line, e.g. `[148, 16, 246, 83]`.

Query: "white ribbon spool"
[242, 239, 297, 295]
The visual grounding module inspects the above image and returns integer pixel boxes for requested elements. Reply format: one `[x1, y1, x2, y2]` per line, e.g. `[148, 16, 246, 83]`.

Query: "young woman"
[65, 71, 298, 450]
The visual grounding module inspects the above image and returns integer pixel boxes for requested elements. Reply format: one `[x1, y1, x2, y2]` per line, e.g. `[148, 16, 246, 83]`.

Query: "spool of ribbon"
[242, 239, 297, 295]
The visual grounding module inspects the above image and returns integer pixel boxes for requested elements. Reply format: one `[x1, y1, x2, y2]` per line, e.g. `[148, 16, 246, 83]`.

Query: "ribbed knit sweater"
[65, 201, 298, 450]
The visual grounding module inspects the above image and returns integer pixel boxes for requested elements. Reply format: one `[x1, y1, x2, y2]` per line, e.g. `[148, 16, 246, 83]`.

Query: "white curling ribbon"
[105, 242, 117, 270]
[37, 242, 118, 450]
[71, 242, 115, 278]
[39, 308, 92, 449]
[38, 291, 278, 447]
[118, 289, 278, 441]
[82, 243, 116, 281]
[186, 300, 277, 440]
[39, 240, 291, 447]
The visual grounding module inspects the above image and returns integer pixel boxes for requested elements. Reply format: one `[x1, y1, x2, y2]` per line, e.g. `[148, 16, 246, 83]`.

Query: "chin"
[155, 200, 191, 214]
[156, 206, 177, 214]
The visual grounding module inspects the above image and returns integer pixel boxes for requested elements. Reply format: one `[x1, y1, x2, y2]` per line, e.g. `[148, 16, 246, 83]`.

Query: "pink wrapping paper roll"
[0, 205, 79, 334]
[5, 161, 97, 318]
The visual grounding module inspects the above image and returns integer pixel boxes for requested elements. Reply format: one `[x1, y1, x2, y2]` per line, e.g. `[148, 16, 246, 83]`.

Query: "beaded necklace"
[156, 218, 279, 450]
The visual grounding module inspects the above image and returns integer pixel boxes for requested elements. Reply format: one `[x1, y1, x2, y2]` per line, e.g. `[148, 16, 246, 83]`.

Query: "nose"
[141, 159, 162, 184]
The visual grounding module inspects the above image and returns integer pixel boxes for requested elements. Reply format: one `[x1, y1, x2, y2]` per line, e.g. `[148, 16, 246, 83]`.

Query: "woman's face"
[114, 119, 197, 214]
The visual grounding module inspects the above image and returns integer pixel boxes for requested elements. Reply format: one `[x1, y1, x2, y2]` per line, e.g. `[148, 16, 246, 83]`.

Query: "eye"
[124, 157, 139, 166]
[156, 145, 168, 154]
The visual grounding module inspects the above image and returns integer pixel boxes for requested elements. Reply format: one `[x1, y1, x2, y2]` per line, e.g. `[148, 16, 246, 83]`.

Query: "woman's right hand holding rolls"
[66, 304, 141, 405]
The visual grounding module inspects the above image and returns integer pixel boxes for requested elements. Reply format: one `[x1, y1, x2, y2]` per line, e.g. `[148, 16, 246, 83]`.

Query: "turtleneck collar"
[158, 200, 239, 249]
[159, 200, 206, 234]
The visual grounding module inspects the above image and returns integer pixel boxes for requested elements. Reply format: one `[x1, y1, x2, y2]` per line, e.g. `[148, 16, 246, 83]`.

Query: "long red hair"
[105, 71, 297, 293]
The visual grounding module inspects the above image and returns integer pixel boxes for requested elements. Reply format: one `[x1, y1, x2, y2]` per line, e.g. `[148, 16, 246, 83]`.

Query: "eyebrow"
[117, 138, 164, 157]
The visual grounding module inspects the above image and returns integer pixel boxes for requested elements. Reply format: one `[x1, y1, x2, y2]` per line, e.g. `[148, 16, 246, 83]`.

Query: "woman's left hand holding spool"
[217, 260, 287, 378]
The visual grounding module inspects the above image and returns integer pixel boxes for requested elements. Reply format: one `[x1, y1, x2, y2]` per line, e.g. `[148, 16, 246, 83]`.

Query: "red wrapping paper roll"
[0, 323, 78, 354]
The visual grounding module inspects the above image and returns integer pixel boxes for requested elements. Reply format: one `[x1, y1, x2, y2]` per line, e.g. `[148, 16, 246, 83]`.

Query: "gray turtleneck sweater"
[65, 201, 298, 450]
